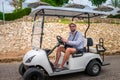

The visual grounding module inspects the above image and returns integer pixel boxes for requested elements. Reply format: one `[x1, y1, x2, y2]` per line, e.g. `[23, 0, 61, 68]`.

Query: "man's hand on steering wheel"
[62, 38, 68, 43]
[56, 36, 65, 45]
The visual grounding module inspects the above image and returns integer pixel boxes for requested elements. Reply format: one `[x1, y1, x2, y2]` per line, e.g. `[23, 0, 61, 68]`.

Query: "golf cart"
[19, 6, 110, 80]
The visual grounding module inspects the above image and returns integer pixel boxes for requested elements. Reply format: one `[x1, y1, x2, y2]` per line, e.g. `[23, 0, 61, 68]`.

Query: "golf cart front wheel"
[19, 63, 26, 76]
[86, 60, 101, 76]
[23, 68, 44, 80]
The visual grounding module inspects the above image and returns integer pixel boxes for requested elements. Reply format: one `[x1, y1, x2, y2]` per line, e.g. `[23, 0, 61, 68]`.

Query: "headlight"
[25, 55, 35, 63]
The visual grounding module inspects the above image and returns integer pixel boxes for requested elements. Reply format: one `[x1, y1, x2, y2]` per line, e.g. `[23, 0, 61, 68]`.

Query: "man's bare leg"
[54, 46, 65, 67]
[60, 48, 76, 68]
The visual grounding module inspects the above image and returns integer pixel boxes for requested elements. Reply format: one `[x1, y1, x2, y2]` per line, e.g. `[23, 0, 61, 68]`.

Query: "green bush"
[0, 8, 31, 21]
[60, 18, 71, 24]
[108, 14, 120, 19]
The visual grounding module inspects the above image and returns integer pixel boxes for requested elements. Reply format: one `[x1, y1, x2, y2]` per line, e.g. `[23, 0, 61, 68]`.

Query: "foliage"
[89, 0, 107, 7]
[0, 8, 31, 21]
[10, 0, 18, 11]
[60, 18, 71, 24]
[108, 14, 120, 19]
[10, 0, 25, 12]
[41, 0, 69, 6]
[19, 0, 25, 9]
[110, 0, 120, 8]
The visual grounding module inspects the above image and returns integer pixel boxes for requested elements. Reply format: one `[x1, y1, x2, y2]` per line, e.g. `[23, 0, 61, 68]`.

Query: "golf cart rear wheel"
[23, 68, 44, 80]
[86, 60, 101, 76]
[19, 63, 26, 76]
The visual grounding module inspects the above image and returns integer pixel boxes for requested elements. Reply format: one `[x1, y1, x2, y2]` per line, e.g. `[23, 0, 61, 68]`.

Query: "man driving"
[54, 23, 84, 71]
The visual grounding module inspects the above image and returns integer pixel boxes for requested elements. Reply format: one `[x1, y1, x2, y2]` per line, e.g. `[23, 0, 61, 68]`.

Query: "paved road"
[0, 55, 120, 80]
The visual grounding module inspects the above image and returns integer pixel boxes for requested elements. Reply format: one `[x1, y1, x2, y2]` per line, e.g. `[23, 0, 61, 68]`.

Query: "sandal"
[55, 67, 63, 72]
[53, 63, 58, 68]
[55, 67, 68, 72]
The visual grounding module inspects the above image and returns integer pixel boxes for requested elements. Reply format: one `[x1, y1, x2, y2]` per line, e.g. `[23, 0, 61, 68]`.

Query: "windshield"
[31, 17, 62, 49]
[32, 17, 42, 48]
[31, 16, 71, 50]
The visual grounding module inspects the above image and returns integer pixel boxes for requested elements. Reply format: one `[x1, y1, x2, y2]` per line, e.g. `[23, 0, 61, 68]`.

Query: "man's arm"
[67, 32, 83, 46]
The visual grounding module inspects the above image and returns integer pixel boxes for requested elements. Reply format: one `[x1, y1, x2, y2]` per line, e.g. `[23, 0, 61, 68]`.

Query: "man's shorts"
[64, 44, 84, 54]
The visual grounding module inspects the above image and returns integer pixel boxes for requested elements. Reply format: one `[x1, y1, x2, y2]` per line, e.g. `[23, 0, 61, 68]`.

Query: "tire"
[19, 63, 26, 76]
[23, 68, 45, 80]
[85, 60, 101, 76]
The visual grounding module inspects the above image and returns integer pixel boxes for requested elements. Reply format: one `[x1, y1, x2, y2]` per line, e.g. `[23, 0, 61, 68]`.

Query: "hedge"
[0, 8, 31, 21]
[108, 14, 120, 19]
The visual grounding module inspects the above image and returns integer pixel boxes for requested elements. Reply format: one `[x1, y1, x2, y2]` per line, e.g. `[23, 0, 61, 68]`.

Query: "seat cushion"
[72, 53, 83, 57]
[89, 47, 97, 53]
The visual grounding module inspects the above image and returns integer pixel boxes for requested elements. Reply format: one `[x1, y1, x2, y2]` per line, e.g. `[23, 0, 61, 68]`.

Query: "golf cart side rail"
[30, 6, 109, 49]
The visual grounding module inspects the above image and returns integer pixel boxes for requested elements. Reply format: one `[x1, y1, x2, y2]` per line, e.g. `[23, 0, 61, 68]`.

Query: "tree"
[41, 0, 69, 6]
[11, 0, 19, 11]
[89, 0, 107, 8]
[19, 0, 25, 9]
[110, 0, 120, 8]
[10, 0, 25, 12]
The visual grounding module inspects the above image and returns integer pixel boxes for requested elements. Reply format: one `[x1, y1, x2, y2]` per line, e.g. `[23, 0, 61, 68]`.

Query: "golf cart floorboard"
[54, 67, 69, 72]
[50, 68, 84, 76]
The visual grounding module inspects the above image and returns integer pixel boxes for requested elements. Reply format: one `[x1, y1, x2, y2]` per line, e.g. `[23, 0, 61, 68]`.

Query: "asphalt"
[0, 55, 120, 80]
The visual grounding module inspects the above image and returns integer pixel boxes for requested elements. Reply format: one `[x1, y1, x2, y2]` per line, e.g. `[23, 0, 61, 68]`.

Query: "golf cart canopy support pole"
[40, 9, 45, 48]
[72, 13, 90, 38]
[31, 15, 37, 46]
[85, 13, 90, 38]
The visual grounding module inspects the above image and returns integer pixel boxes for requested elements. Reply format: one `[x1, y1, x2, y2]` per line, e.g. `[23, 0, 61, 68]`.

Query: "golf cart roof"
[30, 6, 110, 18]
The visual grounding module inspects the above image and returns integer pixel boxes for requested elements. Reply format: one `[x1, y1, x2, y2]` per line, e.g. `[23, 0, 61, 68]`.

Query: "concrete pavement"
[0, 55, 120, 80]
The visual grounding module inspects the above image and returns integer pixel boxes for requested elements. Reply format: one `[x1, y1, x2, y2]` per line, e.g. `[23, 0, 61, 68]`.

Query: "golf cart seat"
[72, 37, 97, 57]
[72, 50, 84, 57]
[87, 37, 97, 53]
[72, 37, 106, 58]
[72, 38, 87, 57]
[88, 38, 106, 54]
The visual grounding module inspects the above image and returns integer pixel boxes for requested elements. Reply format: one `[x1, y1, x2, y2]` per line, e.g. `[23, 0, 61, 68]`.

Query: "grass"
[59, 18, 120, 24]
[110, 22, 120, 24]
[60, 18, 71, 24]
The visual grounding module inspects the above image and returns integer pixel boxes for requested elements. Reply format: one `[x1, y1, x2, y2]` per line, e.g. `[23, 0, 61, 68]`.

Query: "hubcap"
[92, 65, 99, 74]
[30, 74, 40, 80]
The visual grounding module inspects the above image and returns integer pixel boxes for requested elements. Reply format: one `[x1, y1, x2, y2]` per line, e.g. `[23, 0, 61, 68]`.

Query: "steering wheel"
[56, 36, 64, 44]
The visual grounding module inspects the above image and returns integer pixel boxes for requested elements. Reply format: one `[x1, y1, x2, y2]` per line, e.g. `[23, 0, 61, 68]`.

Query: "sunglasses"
[70, 25, 75, 27]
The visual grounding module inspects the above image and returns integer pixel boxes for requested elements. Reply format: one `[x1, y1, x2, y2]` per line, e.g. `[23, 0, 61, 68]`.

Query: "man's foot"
[55, 68, 62, 72]
[55, 66, 68, 72]
[53, 63, 58, 68]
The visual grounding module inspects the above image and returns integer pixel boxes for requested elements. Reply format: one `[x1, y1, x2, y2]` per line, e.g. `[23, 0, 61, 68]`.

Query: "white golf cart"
[19, 6, 110, 80]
